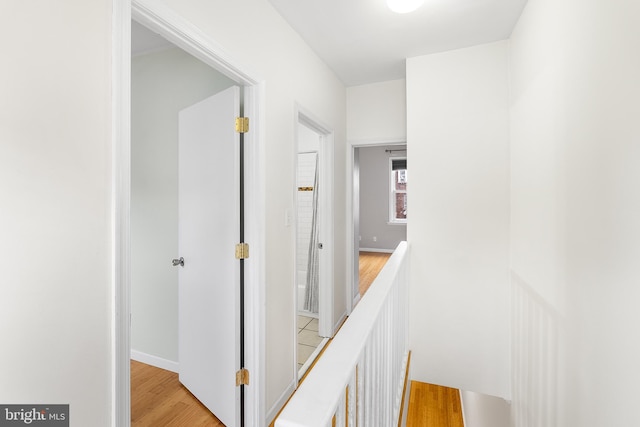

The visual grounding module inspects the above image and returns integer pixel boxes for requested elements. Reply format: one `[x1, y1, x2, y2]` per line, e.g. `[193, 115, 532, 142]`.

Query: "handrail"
[276, 242, 410, 427]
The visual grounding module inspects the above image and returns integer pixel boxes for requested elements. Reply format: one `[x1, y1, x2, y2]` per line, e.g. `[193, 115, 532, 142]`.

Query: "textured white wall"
[0, 2, 113, 425]
[406, 41, 511, 399]
[131, 47, 236, 364]
[509, 0, 640, 425]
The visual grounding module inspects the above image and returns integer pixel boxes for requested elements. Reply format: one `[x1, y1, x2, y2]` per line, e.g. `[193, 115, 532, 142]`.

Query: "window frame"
[388, 157, 407, 224]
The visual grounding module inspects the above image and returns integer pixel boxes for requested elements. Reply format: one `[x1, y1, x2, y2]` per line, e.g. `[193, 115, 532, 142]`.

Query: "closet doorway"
[125, 11, 263, 425]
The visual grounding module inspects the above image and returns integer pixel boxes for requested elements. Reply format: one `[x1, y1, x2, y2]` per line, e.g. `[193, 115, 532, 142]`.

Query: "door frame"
[112, 1, 266, 425]
[345, 139, 405, 312]
[294, 105, 335, 340]
[291, 105, 335, 383]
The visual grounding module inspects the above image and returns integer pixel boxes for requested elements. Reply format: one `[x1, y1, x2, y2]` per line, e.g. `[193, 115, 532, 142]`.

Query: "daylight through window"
[390, 158, 407, 223]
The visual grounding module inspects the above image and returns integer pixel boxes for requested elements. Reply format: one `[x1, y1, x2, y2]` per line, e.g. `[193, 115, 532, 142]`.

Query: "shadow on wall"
[460, 390, 510, 427]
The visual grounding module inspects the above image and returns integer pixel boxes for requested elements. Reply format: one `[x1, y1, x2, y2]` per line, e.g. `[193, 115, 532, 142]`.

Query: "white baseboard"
[297, 310, 319, 319]
[266, 378, 296, 426]
[131, 349, 179, 373]
[298, 338, 330, 378]
[359, 247, 394, 253]
[332, 310, 348, 336]
[351, 293, 361, 312]
[459, 389, 467, 427]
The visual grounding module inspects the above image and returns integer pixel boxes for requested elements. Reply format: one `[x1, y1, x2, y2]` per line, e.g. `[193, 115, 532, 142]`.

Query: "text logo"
[0, 405, 68, 426]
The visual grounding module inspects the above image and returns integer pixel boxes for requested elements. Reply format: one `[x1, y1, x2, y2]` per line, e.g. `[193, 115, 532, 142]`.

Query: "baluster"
[274, 243, 409, 427]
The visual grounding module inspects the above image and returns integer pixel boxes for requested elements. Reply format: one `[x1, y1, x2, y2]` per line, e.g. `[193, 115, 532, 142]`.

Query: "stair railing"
[276, 241, 410, 427]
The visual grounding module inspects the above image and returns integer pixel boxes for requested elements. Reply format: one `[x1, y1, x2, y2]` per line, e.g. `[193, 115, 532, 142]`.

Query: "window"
[389, 158, 407, 223]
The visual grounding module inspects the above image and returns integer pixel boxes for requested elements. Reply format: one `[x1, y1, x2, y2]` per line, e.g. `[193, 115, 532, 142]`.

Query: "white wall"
[1, 0, 346, 424]
[347, 79, 406, 142]
[461, 391, 510, 427]
[406, 41, 511, 399]
[509, 0, 640, 425]
[131, 47, 236, 364]
[0, 2, 113, 425]
[358, 145, 407, 251]
[508, 0, 567, 423]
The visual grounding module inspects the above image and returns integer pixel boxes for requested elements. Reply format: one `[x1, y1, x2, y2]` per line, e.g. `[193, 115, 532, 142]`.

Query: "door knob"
[172, 257, 184, 267]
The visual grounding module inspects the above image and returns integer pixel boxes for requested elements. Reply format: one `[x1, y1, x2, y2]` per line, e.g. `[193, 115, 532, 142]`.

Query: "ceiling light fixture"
[386, 0, 425, 14]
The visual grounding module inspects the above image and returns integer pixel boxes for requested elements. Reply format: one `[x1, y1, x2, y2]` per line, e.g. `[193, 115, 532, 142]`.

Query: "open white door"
[178, 86, 240, 427]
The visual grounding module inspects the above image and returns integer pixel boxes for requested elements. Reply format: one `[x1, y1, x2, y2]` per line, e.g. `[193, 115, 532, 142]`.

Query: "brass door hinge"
[235, 243, 249, 260]
[236, 368, 250, 386]
[235, 117, 249, 133]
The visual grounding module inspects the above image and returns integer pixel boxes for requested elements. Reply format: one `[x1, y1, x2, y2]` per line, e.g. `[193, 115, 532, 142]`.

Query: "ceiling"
[268, 0, 527, 86]
[132, 0, 528, 86]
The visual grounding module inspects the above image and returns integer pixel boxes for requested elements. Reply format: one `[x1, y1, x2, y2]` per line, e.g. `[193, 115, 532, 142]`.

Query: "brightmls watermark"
[0, 405, 68, 426]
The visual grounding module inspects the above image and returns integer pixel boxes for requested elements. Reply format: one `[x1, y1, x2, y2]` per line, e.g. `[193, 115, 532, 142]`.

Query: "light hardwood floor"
[134, 253, 462, 427]
[359, 251, 391, 296]
[131, 360, 224, 426]
[133, 359, 463, 427]
[407, 381, 465, 427]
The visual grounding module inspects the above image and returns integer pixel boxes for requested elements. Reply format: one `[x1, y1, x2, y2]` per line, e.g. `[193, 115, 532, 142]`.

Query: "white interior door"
[178, 86, 240, 427]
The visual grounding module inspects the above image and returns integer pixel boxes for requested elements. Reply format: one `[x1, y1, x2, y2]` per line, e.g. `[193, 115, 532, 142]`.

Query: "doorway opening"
[130, 20, 241, 426]
[294, 108, 334, 379]
[115, 3, 265, 426]
[348, 142, 407, 310]
[130, 21, 242, 427]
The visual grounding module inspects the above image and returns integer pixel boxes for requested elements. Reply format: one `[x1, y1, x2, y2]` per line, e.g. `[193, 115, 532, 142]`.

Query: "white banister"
[276, 242, 410, 427]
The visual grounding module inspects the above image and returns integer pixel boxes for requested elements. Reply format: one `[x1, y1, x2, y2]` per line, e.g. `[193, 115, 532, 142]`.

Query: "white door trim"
[295, 105, 335, 340]
[345, 139, 406, 313]
[112, 1, 266, 425]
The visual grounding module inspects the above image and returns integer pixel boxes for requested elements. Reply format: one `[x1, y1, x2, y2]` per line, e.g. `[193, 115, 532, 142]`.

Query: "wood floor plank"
[131, 360, 225, 426]
[406, 381, 464, 427]
[359, 251, 391, 296]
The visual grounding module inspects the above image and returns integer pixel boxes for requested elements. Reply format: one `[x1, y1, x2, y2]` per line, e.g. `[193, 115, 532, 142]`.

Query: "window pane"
[389, 157, 407, 222]
[392, 158, 407, 170]
[394, 192, 407, 220]
[395, 169, 407, 191]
